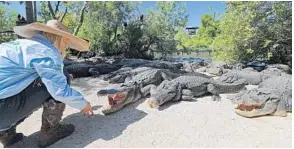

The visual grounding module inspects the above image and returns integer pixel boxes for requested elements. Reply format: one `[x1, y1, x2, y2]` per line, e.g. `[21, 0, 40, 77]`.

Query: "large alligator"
[217, 65, 291, 85]
[64, 62, 122, 78]
[97, 69, 211, 114]
[102, 61, 184, 84]
[231, 76, 292, 118]
[216, 69, 273, 85]
[102, 67, 154, 83]
[147, 75, 246, 108]
[192, 61, 232, 76]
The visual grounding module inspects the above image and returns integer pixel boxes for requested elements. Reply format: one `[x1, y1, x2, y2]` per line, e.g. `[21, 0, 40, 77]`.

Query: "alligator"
[102, 61, 184, 84]
[182, 61, 208, 73]
[147, 75, 246, 108]
[231, 76, 292, 118]
[64, 62, 122, 78]
[194, 61, 231, 76]
[260, 64, 292, 76]
[97, 69, 212, 114]
[231, 88, 292, 118]
[102, 67, 153, 83]
[217, 65, 291, 85]
[63, 58, 79, 66]
[258, 75, 292, 90]
[216, 69, 272, 85]
[265, 64, 291, 74]
[116, 58, 182, 70]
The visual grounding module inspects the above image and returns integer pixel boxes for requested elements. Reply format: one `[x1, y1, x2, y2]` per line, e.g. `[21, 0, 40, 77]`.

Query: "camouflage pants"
[0, 71, 71, 132]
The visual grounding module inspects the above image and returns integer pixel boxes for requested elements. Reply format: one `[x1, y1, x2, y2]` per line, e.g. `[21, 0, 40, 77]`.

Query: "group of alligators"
[64, 57, 292, 118]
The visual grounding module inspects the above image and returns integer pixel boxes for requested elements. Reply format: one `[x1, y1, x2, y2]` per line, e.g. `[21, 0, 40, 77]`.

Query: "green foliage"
[146, 2, 188, 39]
[0, 5, 17, 31]
[0, 4, 17, 43]
[62, 12, 78, 32]
[175, 13, 219, 53]
[39, 1, 51, 22]
[78, 1, 188, 59]
[81, 1, 139, 54]
[212, 1, 292, 66]
[144, 1, 188, 57]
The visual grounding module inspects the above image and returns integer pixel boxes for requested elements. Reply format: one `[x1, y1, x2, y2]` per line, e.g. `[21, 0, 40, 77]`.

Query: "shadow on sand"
[10, 99, 147, 148]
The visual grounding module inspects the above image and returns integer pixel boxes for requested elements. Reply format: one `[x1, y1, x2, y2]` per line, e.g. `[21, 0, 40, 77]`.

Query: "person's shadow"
[10, 100, 148, 148]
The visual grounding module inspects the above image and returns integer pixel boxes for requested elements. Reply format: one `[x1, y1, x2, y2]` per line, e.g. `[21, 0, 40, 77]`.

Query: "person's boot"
[38, 99, 75, 148]
[0, 125, 24, 147]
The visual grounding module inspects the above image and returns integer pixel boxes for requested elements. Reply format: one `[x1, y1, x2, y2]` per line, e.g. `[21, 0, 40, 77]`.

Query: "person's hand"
[81, 102, 93, 117]
[69, 74, 74, 80]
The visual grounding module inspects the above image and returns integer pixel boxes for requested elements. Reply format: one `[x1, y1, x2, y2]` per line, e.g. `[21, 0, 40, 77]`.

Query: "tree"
[0, 5, 17, 31]
[81, 1, 140, 55]
[212, 1, 292, 66]
[0, 5, 17, 43]
[73, 1, 88, 35]
[25, 1, 34, 23]
[145, 1, 188, 57]
[39, 1, 69, 22]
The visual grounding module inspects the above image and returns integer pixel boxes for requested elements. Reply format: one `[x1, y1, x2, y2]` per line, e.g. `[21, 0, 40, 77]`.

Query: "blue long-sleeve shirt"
[0, 33, 88, 110]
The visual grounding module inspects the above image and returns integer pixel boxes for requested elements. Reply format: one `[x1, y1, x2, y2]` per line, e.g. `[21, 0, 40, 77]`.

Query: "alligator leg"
[109, 74, 129, 83]
[124, 74, 134, 83]
[141, 84, 156, 96]
[89, 68, 100, 78]
[160, 72, 174, 81]
[171, 83, 183, 102]
[272, 99, 288, 117]
[102, 72, 118, 81]
[207, 84, 222, 101]
[181, 89, 197, 101]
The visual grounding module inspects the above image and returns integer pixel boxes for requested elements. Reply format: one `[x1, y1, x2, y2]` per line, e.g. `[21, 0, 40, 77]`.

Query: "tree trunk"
[25, 1, 34, 23]
[54, 1, 61, 14]
[47, 1, 56, 19]
[73, 1, 88, 36]
[33, 1, 37, 21]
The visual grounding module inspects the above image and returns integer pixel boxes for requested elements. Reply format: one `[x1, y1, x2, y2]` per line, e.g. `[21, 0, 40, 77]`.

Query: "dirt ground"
[6, 77, 292, 148]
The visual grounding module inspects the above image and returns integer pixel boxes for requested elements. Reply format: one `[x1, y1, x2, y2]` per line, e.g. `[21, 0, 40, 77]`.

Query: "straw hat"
[13, 20, 89, 51]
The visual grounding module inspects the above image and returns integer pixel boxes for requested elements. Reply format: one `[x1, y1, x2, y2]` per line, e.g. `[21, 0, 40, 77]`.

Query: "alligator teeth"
[235, 108, 258, 118]
[234, 104, 239, 109]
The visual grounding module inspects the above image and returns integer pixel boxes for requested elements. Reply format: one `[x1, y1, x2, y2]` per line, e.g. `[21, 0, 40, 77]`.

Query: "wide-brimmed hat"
[13, 20, 89, 51]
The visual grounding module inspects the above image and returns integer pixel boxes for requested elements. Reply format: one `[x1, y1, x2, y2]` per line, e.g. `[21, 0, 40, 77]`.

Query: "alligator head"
[148, 80, 182, 108]
[97, 84, 142, 115]
[231, 88, 283, 118]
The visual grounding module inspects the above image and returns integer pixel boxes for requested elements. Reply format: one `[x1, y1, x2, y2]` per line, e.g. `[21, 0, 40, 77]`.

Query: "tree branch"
[54, 1, 60, 14]
[0, 1, 10, 5]
[47, 1, 56, 19]
[73, 1, 88, 35]
[60, 7, 67, 23]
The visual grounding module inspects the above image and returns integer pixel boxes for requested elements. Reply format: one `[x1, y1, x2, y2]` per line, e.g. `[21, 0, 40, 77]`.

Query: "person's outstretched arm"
[31, 57, 88, 110]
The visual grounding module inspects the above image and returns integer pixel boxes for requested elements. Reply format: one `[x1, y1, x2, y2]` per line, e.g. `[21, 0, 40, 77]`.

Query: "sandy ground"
[5, 77, 292, 148]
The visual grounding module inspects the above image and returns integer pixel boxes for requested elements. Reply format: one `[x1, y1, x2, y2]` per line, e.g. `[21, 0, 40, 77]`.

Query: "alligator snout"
[147, 98, 160, 109]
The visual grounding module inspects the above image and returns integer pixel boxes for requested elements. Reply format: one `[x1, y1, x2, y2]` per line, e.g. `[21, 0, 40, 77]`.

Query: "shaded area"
[10, 100, 147, 148]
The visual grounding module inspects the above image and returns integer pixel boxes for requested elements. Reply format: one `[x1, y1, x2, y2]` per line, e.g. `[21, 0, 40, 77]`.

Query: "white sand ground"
[5, 77, 292, 148]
